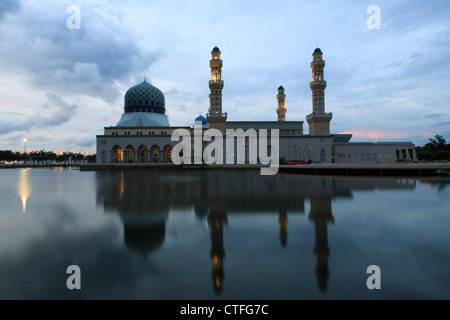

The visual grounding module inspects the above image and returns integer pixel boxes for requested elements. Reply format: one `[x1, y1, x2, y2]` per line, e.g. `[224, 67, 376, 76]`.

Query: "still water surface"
[0, 167, 449, 299]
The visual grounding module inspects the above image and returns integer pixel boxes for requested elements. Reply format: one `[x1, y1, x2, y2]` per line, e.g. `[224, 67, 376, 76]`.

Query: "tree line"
[415, 135, 450, 161]
[0, 150, 96, 165]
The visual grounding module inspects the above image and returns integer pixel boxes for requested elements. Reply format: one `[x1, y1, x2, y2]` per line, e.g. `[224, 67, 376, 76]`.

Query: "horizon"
[1, 0, 449, 153]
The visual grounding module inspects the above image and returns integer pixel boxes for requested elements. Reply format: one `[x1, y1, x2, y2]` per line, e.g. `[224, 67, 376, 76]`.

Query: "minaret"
[207, 46, 227, 134]
[276, 86, 286, 122]
[306, 48, 332, 136]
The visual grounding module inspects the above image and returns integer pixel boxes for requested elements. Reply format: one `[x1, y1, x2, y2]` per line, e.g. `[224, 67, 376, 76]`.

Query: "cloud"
[0, 92, 77, 134]
[0, 0, 20, 19]
[63, 136, 96, 148]
[0, 111, 24, 116]
[433, 121, 450, 128]
[424, 113, 445, 119]
[0, 2, 160, 103]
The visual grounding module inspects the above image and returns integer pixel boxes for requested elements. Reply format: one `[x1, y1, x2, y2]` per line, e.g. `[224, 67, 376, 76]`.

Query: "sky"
[0, 0, 449, 154]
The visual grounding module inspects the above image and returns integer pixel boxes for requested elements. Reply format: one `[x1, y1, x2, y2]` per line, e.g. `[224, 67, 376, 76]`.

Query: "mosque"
[96, 47, 417, 165]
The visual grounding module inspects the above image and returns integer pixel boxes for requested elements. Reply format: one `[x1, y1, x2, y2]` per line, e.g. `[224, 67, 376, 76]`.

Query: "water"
[0, 167, 449, 300]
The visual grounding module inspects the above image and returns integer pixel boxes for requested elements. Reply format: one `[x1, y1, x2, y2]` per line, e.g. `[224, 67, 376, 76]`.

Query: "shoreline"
[1, 162, 449, 177]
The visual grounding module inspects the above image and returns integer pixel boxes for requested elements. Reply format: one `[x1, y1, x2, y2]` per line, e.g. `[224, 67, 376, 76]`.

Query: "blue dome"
[124, 81, 165, 110]
[195, 115, 208, 124]
[212, 46, 220, 52]
[278, 85, 284, 90]
[194, 115, 209, 128]
[314, 47, 322, 53]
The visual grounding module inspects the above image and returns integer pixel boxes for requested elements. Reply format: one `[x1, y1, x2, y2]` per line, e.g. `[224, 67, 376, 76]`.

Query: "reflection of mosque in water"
[95, 170, 417, 292]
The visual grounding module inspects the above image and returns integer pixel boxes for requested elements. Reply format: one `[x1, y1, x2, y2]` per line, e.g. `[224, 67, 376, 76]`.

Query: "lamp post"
[23, 139, 27, 165]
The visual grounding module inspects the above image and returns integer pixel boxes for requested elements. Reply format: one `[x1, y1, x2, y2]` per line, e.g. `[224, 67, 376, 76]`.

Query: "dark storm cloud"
[0, 92, 77, 134]
[0, 2, 159, 103]
[0, 0, 20, 18]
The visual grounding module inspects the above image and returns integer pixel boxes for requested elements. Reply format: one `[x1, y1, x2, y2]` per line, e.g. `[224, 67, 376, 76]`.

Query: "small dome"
[314, 47, 322, 53]
[278, 85, 284, 90]
[194, 115, 209, 129]
[124, 81, 165, 109]
[212, 46, 220, 52]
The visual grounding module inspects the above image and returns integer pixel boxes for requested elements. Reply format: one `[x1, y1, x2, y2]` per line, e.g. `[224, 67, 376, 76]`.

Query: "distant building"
[96, 47, 417, 164]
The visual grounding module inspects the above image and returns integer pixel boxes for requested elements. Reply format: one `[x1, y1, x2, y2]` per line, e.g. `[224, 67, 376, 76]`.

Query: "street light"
[23, 138, 27, 154]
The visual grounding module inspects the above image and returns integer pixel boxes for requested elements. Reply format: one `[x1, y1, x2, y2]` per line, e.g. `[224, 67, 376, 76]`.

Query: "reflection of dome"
[120, 209, 168, 257]
[124, 223, 165, 257]
[194, 205, 209, 219]
[116, 80, 169, 127]
[194, 115, 209, 129]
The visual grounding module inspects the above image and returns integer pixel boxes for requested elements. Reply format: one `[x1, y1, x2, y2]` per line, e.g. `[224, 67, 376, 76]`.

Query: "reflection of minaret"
[208, 202, 228, 294]
[308, 197, 334, 291]
[278, 209, 288, 247]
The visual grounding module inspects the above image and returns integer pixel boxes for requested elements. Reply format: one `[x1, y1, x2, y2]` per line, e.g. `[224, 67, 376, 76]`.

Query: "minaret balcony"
[209, 80, 224, 88]
[310, 81, 327, 89]
[311, 60, 325, 67]
[210, 60, 223, 67]
[206, 112, 227, 118]
[306, 112, 332, 121]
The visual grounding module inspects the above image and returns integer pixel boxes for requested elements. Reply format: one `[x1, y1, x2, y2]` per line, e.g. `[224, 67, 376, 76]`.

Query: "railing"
[206, 112, 227, 118]
[310, 80, 327, 86]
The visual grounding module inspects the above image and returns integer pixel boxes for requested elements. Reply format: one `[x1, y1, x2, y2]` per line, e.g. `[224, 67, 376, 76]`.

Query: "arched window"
[150, 145, 160, 163]
[320, 149, 326, 162]
[138, 145, 148, 163]
[292, 145, 300, 161]
[163, 145, 173, 163]
[112, 146, 122, 163]
[125, 145, 135, 163]
[305, 145, 313, 162]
